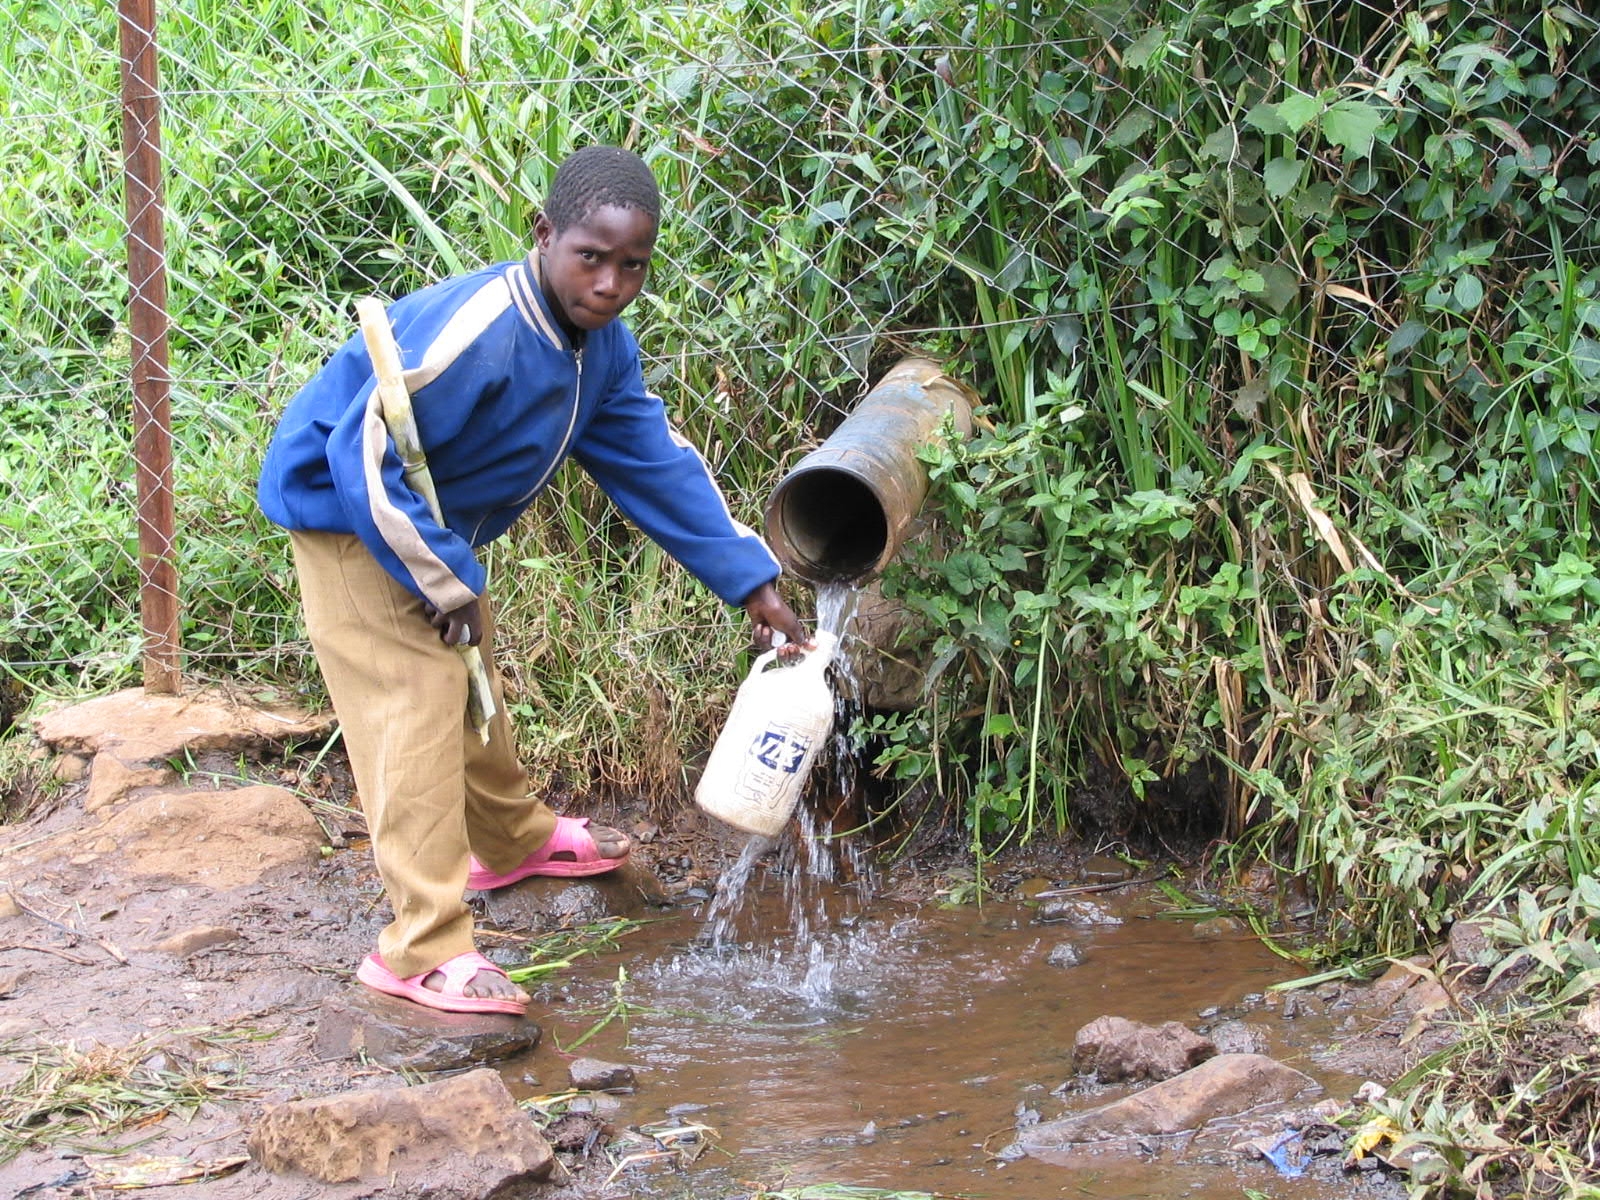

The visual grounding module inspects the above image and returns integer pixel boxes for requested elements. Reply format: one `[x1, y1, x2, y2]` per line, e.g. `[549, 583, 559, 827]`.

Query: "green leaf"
[984, 713, 1019, 738]
[1258, 263, 1299, 313]
[1243, 100, 1289, 137]
[1200, 125, 1239, 161]
[1454, 272, 1484, 310]
[1124, 25, 1167, 70]
[1292, 181, 1336, 219]
[1263, 155, 1301, 199]
[1108, 109, 1156, 147]
[1276, 90, 1324, 133]
[1322, 99, 1384, 158]
[1388, 320, 1428, 357]
[663, 64, 698, 101]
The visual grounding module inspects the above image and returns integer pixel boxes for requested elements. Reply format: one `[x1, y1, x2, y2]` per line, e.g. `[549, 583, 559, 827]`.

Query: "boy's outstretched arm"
[743, 582, 810, 657]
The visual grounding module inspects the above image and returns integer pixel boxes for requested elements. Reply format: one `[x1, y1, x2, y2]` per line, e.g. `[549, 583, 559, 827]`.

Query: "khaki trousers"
[289, 530, 557, 978]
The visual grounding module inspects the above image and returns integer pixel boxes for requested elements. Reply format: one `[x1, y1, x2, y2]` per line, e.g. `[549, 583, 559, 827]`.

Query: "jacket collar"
[508, 251, 572, 352]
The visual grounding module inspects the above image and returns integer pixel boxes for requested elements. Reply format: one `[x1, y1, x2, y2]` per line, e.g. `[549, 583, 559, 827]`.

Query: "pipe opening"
[770, 468, 889, 584]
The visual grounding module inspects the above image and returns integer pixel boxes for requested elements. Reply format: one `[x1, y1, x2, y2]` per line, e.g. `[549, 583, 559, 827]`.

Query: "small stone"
[1080, 855, 1132, 883]
[1446, 919, 1493, 987]
[1280, 992, 1318, 1020]
[52, 753, 89, 783]
[150, 925, 241, 958]
[1035, 898, 1123, 927]
[1575, 1000, 1600, 1039]
[85, 753, 175, 813]
[1046, 943, 1085, 968]
[0, 892, 19, 920]
[1193, 915, 1246, 939]
[1209, 1019, 1269, 1056]
[569, 1056, 635, 1091]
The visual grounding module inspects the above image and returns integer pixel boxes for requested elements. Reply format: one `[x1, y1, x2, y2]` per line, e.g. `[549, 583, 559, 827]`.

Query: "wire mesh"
[3, 0, 1597, 716]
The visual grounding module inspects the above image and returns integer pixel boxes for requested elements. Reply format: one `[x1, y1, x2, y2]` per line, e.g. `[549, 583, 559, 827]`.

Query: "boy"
[258, 145, 808, 1016]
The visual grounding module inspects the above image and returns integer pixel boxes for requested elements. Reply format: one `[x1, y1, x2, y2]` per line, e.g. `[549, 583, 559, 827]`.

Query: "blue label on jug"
[749, 726, 813, 774]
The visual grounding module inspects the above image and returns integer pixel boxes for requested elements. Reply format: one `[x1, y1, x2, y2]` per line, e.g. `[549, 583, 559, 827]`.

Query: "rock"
[31, 687, 335, 767]
[476, 857, 669, 932]
[82, 785, 321, 889]
[1018, 1054, 1320, 1151]
[52, 753, 89, 783]
[1072, 1016, 1216, 1083]
[85, 754, 176, 814]
[569, 1056, 636, 1091]
[248, 1067, 554, 1192]
[1575, 1000, 1600, 1040]
[149, 925, 241, 958]
[313, 988, 541, 1071]
[1208, 1019, 1269, 1056]
[0, 892, 18, 920]
[1080, 855, 1132, 884]
[1035, 898, 1123, 927]
[1446, 919, 1493, 987]
[1349, 956, 1431, 1010]
[1397, 977, 1452, 1018]
[1193, 915, 1246, 939]
[1046, 943, 1085, 968]
[1280, 991, 1319, 1019]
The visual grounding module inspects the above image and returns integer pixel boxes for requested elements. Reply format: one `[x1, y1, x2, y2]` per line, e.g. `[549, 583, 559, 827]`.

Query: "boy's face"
[534, 205, 657, 334]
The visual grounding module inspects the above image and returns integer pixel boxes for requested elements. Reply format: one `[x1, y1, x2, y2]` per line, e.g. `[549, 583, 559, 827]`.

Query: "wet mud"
[0, 716, 1418, 1200]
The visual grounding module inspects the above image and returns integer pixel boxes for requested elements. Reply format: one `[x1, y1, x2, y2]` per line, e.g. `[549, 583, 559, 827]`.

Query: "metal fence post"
[117, 0, 181, 694]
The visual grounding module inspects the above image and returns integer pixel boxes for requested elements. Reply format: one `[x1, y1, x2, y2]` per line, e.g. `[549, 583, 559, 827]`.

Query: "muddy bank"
[0, 689, 1460, 1198]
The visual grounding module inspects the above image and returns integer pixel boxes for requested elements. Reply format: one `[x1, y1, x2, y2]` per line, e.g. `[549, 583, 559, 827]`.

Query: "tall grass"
[4, 0, 1599, 860]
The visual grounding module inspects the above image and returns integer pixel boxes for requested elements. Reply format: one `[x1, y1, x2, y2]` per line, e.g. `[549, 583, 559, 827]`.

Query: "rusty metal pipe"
[764, 358, 976, 585]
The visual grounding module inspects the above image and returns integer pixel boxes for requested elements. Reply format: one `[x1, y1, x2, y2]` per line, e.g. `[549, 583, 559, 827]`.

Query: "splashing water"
[693, 578, 877, 1002]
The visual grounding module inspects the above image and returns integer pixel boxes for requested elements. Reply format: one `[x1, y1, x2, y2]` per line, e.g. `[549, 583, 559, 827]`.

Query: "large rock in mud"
[475, 857, 669, 933]
[314, 987, 542, 1071]
[31, 688, 334, 766]
[248, 1067, 555, 1193]
[1018, 1053, 1319, 1153]
[1072, 1015, 1216, 1082]
[6, 785, 322, 891]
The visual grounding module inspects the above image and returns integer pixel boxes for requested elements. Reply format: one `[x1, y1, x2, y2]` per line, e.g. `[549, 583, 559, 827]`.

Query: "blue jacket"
[258, 252, 781, 612]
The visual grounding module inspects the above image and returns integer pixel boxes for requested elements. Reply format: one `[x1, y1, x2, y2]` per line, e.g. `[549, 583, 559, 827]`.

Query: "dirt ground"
[0, 688, 1461, 1199]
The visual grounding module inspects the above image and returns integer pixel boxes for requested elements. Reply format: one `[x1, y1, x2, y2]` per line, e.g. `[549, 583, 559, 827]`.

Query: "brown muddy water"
[501, 836, 1393, 1200]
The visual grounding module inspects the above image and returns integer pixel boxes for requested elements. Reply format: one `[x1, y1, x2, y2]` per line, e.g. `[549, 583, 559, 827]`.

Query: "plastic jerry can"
[695, 631, 839, 838]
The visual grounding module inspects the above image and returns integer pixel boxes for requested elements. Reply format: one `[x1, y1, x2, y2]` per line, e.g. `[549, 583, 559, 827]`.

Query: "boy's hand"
[742, 582, 811, 661]
[424, 597, 484, 647]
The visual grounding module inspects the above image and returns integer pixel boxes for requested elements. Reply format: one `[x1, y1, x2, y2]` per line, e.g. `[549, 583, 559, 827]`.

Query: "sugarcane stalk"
[355, 297, 497, 745]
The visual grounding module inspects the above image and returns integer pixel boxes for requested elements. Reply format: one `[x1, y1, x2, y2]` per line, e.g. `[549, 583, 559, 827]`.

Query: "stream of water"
[502, 587, 1393, 1198]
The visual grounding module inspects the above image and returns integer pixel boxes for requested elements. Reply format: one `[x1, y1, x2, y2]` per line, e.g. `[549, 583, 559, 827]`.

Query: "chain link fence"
[4, 1, 1597, 775]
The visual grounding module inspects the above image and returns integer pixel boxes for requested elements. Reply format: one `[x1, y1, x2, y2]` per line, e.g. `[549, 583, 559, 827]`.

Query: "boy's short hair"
[545, 146, 660, 233]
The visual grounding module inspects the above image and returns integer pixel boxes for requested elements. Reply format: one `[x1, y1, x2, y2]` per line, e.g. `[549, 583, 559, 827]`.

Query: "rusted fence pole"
[117, 0, 181, 694]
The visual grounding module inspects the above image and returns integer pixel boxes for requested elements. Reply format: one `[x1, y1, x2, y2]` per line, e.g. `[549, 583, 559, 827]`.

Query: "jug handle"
[750, 631, 836, 679]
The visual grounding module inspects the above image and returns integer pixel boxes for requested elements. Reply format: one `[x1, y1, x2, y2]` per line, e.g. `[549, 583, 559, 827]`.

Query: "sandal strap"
[428, 950, 505, 994]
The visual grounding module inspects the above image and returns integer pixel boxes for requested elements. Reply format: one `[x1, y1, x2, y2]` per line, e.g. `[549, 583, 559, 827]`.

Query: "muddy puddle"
[501, 847, 1382, 1199]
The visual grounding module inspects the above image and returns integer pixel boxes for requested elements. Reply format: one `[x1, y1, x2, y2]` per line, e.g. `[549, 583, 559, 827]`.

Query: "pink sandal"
[356, 950, 527, 1016]
[467, 816, 630, 889]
